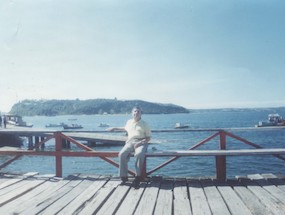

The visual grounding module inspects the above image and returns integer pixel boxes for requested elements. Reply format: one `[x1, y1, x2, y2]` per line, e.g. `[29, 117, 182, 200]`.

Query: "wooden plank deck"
[0, 173, 284, 214]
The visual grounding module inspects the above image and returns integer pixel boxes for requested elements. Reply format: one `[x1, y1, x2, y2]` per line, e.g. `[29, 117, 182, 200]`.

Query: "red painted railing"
[0, 130, 284, 181]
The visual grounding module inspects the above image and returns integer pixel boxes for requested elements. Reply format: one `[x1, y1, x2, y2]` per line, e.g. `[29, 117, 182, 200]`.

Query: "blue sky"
[1, 0, 285, 112]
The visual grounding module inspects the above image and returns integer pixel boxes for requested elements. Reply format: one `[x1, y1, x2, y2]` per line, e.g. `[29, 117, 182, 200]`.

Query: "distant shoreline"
[188, 107, 285, 112]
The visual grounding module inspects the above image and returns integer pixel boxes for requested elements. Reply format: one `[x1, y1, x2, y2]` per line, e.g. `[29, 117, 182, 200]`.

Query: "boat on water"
[45, 123, 66, 128]
[174, 122, 189, 129]
[98, 123, 110, 127]
[256, 113, 285, 127]
[62, 118, 83, 129]
[63, 124, 83, 129]
[4, 114, 33, 127]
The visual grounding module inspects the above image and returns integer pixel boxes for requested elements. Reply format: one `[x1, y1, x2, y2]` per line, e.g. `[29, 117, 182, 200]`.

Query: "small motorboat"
[98, 123, 110, 127]
[174, 122, 189, 129]
[63, 124, 83, 129]
[256, 113, 285, 127]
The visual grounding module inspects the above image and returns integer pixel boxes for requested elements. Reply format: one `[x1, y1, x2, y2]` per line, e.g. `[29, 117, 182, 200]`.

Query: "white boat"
[256, 113, 285, 127]
[175, 122, 189, 129]
[4, 114, 33, 127]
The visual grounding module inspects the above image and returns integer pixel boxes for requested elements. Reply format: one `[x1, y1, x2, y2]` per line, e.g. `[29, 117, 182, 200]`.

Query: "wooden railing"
[0, 130, 285, 181]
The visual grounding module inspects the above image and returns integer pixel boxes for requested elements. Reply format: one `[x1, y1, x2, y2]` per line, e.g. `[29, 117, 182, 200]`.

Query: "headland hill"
[9, 99, 190, 116]
[7, 99, 285, 117]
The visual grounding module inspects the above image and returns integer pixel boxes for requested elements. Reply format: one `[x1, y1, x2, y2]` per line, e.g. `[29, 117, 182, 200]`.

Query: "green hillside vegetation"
[10, 99, 190, 116]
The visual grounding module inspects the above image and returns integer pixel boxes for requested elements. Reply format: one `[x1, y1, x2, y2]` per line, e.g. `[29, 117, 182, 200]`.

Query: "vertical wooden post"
[66, 140, 71, 149]
[55, 132, 62, 177]
[35, 136, 39, 150]
[141, 157, 147, 179]
[28, 136, 33, 150]
[40, 137, 45, 149]
[216, 130, 226, 181]
[61, 139, 71, 149]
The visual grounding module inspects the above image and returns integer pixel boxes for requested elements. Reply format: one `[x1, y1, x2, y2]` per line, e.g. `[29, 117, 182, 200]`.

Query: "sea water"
[2, 109, 285, 178]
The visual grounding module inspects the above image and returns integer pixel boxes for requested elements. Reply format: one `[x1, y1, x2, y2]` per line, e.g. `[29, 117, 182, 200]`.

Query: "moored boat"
[256, 113, 285, 127]
[98, 123, 110, 127]
[174, 122, 189, 129]
[63, 124, 83, 129]
[4, 114, 33, 128]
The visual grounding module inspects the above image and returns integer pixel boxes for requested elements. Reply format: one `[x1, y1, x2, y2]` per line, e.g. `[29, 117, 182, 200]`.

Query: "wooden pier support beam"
[88, 141, 96, 147]
[40, 137, 45, 149]
[61, 139, 71, 149]
[28, 136, 33, 150]
[35, 136, 39, 149]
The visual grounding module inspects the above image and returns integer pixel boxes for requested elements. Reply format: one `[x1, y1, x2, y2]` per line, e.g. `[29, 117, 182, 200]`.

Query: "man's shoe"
[133, 176, 141, 189]
[120, 177, 128, 185]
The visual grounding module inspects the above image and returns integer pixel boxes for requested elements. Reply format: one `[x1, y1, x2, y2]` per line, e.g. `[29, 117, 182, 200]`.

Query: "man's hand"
[134, 139, 147, 149]
[134, 142, 142, 149]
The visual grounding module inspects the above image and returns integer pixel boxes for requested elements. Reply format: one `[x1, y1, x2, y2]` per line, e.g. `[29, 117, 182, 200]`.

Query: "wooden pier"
[0, 127, 127, 147]
[0, 172, 284, 214]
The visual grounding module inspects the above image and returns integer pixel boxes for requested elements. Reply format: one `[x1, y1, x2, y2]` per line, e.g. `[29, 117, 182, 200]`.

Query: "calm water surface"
[3, 109, 285, 178]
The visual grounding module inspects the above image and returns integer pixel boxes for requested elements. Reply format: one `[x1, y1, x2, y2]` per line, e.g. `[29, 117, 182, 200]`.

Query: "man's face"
[132, 108, 142, 121]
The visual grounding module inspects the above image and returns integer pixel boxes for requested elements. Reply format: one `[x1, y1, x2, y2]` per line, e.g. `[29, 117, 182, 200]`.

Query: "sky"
[1, 0, 285, 112]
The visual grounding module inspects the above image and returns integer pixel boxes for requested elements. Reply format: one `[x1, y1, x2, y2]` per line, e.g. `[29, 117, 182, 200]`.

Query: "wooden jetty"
[63, 131, 126, 145]
[0, 172, 284, 214]
[0, 127, 127, 146]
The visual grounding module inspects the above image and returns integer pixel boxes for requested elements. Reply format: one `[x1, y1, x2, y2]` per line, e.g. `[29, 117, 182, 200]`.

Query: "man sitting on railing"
[107, 106, 151, 188]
